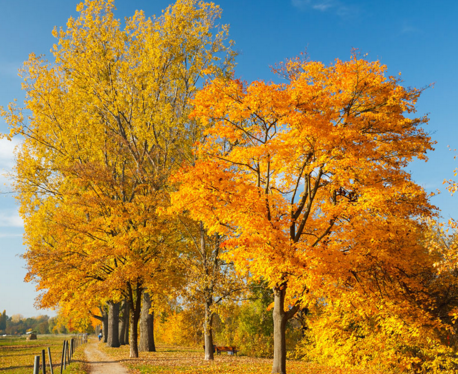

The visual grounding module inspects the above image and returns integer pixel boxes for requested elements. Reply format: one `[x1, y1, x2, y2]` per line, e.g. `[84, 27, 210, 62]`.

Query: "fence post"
[70, 338, 74, 359]
[67, 340, 70, 366]
[42, 349, 46, 374]
[62, 340, 67, 372]
[33, 355, 40, 374]
[47, 346, 54, 374]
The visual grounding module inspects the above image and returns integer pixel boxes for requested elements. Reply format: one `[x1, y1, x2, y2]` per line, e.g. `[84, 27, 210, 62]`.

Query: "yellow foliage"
[1, 0, 234, 358]
[155, 309, 203, 347]
[293, 301, 458, 373]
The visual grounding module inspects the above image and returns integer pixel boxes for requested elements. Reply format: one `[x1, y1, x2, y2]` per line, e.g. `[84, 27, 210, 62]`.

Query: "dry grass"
[0, 335, 88, 374]
[100, 343, 382, 374]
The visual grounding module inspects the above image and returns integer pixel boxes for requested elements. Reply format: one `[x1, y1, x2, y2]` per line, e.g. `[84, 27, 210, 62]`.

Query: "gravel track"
[84, 341, 129, 374]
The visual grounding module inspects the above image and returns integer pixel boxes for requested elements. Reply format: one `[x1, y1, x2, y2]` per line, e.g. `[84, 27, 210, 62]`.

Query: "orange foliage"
[171, 52, 442, 373]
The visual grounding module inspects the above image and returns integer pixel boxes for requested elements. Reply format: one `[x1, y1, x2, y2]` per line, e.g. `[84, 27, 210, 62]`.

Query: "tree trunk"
[119, 322, 125, 346]
[119, 299, 129, 345]
[139, 292, 156, 352]
[107, 301, 120, 348]
[271, 285, 300, 374]
[272, 287, 287, 374]
[128, 282, 143, 358]
[102, 306, 108, 343]
[124, 301, 130, 345]
[204, 301, 214, 360]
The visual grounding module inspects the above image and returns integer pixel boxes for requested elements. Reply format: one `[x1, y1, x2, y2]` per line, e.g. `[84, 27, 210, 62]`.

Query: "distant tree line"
[0, 310, 93, 335]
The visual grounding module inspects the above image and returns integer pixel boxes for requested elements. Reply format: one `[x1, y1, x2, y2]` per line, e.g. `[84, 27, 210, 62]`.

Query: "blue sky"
[0, 0, 457, 317]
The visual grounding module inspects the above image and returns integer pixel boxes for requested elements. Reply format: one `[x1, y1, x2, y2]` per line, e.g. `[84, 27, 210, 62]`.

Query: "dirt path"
[84, 341, 129, 374]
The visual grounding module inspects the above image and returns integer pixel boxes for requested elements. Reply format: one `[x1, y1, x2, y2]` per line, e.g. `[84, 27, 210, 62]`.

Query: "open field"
[0, 335, 88, 374]
[100, 343, 382, 374]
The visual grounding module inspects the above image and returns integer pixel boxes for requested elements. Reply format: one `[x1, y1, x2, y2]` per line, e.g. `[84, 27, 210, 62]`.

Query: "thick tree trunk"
[119, 299, 128, 345]
[107, 301, 120, 348]
[272, 287, 288, 374]
[128, 282, 143, 358]
[204, 301, 214, 360]
[139, 292, 156, 352]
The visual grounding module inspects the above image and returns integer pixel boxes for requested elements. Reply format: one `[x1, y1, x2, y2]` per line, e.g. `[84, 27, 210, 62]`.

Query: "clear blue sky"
[0, 0, 456, 317]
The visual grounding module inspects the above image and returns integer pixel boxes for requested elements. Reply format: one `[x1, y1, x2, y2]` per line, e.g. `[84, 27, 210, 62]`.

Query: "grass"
[0, 335, 89, 374]
[64, 346, 89, 374]
[100, 343, 382, 374]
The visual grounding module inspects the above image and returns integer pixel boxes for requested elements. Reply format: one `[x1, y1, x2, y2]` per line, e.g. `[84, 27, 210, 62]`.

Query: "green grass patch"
[0, 335, 88, 374]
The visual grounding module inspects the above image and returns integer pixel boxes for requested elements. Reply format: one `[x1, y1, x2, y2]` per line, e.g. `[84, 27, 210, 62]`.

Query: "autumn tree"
[172, 53, 435, 373]
[154, 299, 204, 346]
[2, 0, 234, 358]
[170, 217, 245, 360]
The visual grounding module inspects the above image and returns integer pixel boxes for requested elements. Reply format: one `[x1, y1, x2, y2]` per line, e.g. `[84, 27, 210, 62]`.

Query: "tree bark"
[204, 301, 214, 360]
[124, 301, 130, 345]
[107, 301, 120, 348]
[128, 282, 143, 358]
[119, 299, 128, 345]
[272, 285, 298, 374]
[102, 310, 108, 343]
[119, 322, 125, 345]
[139, 292, 156, 352]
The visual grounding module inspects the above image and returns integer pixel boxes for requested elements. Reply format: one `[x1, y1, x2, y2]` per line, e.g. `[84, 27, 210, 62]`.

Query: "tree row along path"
[84, 340, 129, 374]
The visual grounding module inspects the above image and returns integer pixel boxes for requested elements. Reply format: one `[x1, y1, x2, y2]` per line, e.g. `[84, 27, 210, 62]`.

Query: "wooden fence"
[32, 334, 88, 374]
